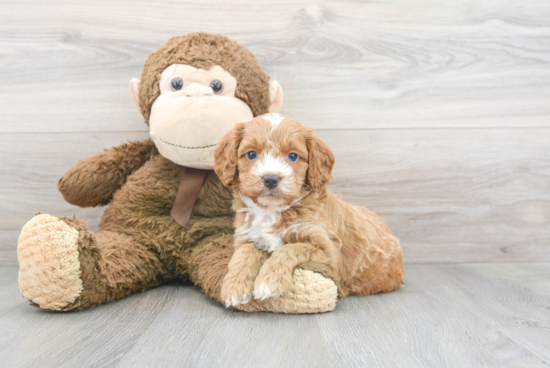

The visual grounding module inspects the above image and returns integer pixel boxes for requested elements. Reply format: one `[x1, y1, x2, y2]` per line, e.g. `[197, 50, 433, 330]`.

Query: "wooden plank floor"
[1, 1, 548, 366]
[0, 264, 548, 368]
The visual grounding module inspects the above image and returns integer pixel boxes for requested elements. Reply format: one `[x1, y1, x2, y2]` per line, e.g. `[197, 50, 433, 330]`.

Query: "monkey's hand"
[58, 139, 156, 207]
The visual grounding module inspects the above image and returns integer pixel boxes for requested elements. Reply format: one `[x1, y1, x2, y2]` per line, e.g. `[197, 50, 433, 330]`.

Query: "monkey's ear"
[306, 128, 335, 192]
[213, 123, 245, 186]
[129, 78, 141, 111]
[268, 81, 283, 113]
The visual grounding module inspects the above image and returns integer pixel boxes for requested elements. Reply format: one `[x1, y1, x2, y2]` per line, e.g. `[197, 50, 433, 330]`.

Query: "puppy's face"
[214, 113, 335, 209]
[236, 115, 309, 207]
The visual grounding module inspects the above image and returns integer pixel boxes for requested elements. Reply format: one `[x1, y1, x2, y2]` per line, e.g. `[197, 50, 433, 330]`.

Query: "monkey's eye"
[210, 80, 223, 94]
[288, 153, 298, 162]
[246, 151, 257, 160]
[171, 77, 184, 91]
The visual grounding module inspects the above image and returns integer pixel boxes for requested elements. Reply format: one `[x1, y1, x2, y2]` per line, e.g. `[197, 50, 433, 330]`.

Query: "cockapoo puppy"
[213, 113, 403, 307]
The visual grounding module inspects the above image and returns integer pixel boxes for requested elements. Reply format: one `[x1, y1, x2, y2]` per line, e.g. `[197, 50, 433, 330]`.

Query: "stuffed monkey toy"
[17, 33, 338, 313]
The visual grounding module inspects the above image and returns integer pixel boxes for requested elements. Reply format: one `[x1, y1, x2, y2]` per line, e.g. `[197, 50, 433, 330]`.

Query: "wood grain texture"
[1, 128, 548, 265]
[0, 0, 549, 132]
[0, 264, 549, 367]
[1, 0, 549, 265]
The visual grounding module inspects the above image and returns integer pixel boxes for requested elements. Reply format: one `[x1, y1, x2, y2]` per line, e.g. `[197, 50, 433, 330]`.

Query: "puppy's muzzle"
[262, 175, 280, 190]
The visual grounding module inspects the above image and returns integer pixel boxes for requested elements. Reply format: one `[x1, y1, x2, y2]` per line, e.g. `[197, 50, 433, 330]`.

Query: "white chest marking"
[236, 193, 290, 253]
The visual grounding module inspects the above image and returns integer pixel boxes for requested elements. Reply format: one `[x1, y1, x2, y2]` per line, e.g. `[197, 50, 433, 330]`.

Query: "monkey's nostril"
[262, 175, 280, 190]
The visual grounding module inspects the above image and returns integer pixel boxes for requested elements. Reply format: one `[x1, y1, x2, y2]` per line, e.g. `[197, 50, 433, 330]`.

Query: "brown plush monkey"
[17, 33, 337, 313]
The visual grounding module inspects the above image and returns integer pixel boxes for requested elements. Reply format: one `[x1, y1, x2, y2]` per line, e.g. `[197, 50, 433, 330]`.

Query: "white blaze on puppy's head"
[252, 150, 293, 180]
[263, 113, 285, 127]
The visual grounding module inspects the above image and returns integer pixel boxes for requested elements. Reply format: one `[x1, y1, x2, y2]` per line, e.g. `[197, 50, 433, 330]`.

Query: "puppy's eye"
[246, 151, 257, 160]
[171, 77, 184, 91]
[210, 80, 223, 94]
[288, 152, 298, 162]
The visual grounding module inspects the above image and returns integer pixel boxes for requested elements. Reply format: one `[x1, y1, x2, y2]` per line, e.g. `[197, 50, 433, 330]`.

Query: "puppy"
[214, 113, 403, 307]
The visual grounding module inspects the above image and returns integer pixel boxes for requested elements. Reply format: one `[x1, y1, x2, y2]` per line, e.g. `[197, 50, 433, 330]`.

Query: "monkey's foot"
[18, 214, 84, 311]
[234, 269, 338, 314]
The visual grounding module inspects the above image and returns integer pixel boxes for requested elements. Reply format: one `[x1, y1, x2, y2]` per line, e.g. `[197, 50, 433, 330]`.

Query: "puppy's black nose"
[262, 175, 280, 189]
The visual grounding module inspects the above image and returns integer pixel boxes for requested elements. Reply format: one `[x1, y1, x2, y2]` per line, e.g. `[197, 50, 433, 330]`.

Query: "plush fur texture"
[185, 236, 338, 313]
[18, 214, 82, 310]
[19, 141, 336, 312]
[58, 140, 157, 207]
[139, 32, 271, 122]
[214, 114, 404, 307]
[17, 33, 337, 313]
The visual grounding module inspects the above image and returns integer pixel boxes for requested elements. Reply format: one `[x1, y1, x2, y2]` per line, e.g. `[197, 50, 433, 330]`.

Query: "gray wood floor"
[1, 1, 549, 366]
[0, 263, 548, 368]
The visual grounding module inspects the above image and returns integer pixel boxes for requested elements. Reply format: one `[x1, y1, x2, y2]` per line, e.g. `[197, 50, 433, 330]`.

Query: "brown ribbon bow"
[170, 167, 207, 229]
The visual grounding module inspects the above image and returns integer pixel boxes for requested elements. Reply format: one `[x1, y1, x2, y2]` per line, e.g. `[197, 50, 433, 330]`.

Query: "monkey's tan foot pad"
[18, 214, 83, 311]
[234, 269, 338, 314]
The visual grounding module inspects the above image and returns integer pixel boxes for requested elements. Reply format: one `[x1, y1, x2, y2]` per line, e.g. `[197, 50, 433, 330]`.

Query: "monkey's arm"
[58, 139, 157, 207]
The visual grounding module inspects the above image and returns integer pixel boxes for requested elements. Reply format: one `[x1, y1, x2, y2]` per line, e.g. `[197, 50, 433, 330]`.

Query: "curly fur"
[214, 115, 404, 306]
[139, 32, 271, 122]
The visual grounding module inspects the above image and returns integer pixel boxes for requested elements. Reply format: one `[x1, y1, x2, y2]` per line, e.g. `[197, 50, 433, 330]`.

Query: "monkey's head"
[129, 33, 283, 169]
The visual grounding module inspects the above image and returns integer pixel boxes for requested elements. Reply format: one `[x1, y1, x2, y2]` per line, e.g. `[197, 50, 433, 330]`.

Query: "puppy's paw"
[221, 278, 253, 308]
[253, 273, 293, 301]
[224, 293, 252, 308]
[253, 283, 280, 300]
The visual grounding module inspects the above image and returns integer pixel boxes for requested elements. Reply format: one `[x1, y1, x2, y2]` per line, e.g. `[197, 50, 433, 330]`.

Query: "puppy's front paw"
[221, 277, 253, 308]
[253, 283, 280, 300]
[253, 271, 293, 301]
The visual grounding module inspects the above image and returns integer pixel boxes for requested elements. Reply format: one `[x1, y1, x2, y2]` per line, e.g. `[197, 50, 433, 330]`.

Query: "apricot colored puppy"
[214, 113, 404, 307]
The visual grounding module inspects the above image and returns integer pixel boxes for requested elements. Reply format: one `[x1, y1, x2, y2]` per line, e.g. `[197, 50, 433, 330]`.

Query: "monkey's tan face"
[149, 64, 254, 169]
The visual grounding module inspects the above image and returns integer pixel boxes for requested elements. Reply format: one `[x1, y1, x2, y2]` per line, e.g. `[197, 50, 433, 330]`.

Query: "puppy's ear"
[306, 128, 335, 192]
[214, 123, 245, 186]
